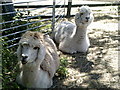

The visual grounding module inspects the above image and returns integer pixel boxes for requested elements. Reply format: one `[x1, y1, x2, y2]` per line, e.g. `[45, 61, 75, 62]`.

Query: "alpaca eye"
[33, 47, 39, 50]
[77, 17, 79, 19]
[80, 13, 84, 15]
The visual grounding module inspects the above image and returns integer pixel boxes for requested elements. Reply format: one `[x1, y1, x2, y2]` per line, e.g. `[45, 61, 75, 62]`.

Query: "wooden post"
[67, 0, 72, 18]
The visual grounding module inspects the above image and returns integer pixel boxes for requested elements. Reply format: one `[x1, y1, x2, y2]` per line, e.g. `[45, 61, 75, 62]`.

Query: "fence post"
[0, 2, 2, 89]
[27, 2, 29, 30]
[0, 2, 2, 31]
[67, 0, 72, 18]
[52, 0, 55, 32]
[118, 5, 120, 28]
[118, 5, 120, 89]
[51, 0, 55, 39]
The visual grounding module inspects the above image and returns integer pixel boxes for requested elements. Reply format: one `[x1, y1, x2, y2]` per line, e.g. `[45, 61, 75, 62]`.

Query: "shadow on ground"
[94, 15, 118, 22]
[71, 52, 94, 73]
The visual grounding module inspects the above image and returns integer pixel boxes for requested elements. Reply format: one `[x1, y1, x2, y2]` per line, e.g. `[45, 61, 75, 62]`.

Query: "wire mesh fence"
[0, 0, 66, 49]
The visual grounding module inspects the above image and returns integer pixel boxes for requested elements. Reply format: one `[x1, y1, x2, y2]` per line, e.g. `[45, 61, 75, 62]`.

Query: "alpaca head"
[17, 31, 46, 65]
[75, 6, 94, 27]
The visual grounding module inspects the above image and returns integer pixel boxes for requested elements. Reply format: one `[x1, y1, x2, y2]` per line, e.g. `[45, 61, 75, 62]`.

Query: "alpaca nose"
[86, 17, 90, 20]
[21, 54, 28, 64]
[22, 56, 28, 60]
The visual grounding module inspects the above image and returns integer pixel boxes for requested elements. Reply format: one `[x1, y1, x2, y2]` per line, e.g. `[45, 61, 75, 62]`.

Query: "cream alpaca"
[16, 31, 59, 88]
[54, 6, 94, 53]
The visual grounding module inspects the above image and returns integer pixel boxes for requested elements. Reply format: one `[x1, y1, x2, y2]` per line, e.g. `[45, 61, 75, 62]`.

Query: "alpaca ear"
[77, 7, 80, 11]
[17, 44, 22, 61]
[75, 13, 79, 19]
[37, 41, 46, 63]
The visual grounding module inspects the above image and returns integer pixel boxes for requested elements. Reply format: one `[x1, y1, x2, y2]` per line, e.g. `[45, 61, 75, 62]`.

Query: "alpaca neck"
[75, 26, 87, 38]
[22, 67, 40, 87]
[22, 60, 41, 72]
[21, 63, 51, 88]
[21, 63, 41, 85]
[22, 65, 39, 75]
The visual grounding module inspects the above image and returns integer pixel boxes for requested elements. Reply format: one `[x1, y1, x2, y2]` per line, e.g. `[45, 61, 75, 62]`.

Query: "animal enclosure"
[1, 0, 120, 89]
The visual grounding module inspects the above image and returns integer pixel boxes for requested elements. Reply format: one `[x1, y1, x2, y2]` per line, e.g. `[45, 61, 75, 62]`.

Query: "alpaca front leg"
[78, 39, 90, 53]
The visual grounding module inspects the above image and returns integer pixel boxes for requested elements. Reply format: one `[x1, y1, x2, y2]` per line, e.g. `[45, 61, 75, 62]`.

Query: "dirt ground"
[50, 6, 119, 89]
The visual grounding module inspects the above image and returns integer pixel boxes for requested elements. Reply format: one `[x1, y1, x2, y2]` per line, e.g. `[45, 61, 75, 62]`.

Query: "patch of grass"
[2, 48, 20, 89]
[29, 19, 52, 33]
[56, 57, 69, 79]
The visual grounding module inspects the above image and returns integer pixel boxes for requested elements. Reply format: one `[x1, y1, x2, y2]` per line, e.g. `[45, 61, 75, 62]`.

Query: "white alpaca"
[16, 31, 59, 88]
[54, 6, 94, 53]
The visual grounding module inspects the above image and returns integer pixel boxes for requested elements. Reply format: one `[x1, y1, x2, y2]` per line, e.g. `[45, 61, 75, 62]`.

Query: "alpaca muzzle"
[86, 17, 90, 22]
[21, 55, 28, 64]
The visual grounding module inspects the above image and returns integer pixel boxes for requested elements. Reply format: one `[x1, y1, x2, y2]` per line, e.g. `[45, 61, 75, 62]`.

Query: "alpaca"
[16, 31, 59, 88]
[54, 6, 94, 54]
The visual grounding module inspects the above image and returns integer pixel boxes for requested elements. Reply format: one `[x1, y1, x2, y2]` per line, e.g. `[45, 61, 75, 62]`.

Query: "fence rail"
[13, 2, 120, 8]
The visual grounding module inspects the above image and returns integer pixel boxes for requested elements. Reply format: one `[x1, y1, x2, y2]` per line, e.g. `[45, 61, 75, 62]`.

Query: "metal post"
[51, 0, 55, 39]
[27, 2, 29, 30]
[0, 2, 2, 90]
[118, 5, 120, 36]
[0, 2, 2, 31]
[52, 0, 55, 32]
[118, 6, 120, 90]
[67, 0, 72, 18]
[64, 0, 66, 18]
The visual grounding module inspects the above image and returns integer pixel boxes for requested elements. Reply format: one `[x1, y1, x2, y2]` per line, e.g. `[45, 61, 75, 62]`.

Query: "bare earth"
[50, 6, 119, 89]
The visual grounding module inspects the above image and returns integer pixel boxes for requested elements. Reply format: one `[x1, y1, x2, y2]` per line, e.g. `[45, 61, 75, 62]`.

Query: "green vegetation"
[2, 9, 24, 89]
[2, 48, 20, 89]
[56, 57, 69, 79]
